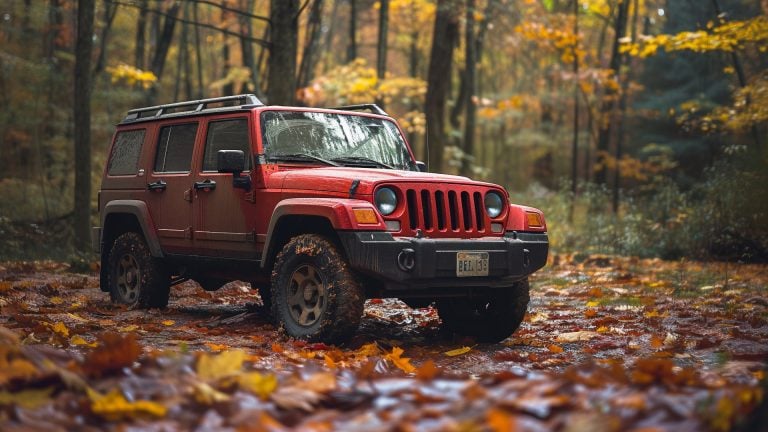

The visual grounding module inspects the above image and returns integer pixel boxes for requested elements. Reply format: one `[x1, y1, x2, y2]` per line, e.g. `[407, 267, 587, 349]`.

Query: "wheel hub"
[116, 253, 141, 303]
[287, 264, 327, 326]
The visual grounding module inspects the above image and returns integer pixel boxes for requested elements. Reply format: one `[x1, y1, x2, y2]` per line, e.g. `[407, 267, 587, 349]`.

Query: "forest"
[0, 0, 767, 430]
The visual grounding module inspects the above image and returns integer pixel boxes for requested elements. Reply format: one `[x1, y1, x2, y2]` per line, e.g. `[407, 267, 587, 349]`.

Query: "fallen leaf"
[548, 344, 564, 354]
[197, 349, 246, 381]
[271, 386, 324, 411]
[87, 387, 167, 420]
[0, 388, 54, 409]
[555, 331, 599, 343]
[444, 346, 472, 357]
[70, 335, 97, 348]
[385, 347, 416, 373]
[238, 372, 278, 399]
[324, 354, 337, 369]
[161, 320, 175, 326]
[487, 407, 517, 432]
[50, 296, 64, 305]
[416, 360, 439, 381]
[192, 382, 230, 405]
[301, 372, 336, 393]
[205, 343, 229, 352]
[49, 322, 69, 338]
[83, 332, 142, 376]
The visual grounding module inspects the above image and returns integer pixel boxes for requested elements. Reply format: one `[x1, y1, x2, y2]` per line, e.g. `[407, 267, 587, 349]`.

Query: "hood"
[267, 167, 498, 195]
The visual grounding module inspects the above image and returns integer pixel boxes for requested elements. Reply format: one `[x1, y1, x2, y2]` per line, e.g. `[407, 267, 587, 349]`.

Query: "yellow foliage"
[87, 387, 167, 420]
[0, 388, 54, 409]
[621, 16, 768, 57]
[106, 63, 158, 89]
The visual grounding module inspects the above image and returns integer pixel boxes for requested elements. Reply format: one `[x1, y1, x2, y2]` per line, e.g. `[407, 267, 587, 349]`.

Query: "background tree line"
[0, 0, 766, 263]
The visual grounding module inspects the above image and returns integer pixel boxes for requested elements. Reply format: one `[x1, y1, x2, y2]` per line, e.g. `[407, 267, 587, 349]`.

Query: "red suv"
[93, 95, 548, 343]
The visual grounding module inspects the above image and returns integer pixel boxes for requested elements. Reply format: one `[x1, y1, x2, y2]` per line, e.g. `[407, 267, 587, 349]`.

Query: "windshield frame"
[257, 108, 418, 171]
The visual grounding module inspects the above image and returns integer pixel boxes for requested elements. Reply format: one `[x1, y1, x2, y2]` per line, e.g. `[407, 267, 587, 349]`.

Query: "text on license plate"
[456, 252, 489, 277]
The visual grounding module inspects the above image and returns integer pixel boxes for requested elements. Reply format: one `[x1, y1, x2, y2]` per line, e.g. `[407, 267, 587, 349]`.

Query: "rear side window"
[107, 129, 145, 176]
[202, 119, 251, 171]
[154, 123, 198, 172]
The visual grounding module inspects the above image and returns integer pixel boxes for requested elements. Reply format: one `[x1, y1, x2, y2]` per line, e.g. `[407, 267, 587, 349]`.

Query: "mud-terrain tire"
[107, 232, 170, 308]
[271, 234, 364, 343]
[437, 279, 530, 343]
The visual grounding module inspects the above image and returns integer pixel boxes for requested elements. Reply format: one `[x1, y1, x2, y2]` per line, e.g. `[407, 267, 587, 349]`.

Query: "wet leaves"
[0, 255, 765, 429]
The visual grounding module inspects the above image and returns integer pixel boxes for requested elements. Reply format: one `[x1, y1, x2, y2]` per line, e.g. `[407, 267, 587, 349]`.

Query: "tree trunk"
[424, 0, 460, 172]
[297, 0, 325, 89]
[569, 0, 579, 221]
[460, 0, 477, 177]
[193, 2, 204, 98]
[347, 0, 357, 62]
[594, 0, 628, 185]
[147, 1, 181, 103]
[267, 0, 298, 105]
[92, 0, 118, 86]
[376, 0, 389, 108]
[135, 0, 147, 69]
[74, 0, 95, 253]
[239, 0, 259, 94]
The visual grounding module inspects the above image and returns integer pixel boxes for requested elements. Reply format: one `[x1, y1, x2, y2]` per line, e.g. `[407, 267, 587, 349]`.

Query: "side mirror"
[217, 150, 246, 175]
[415, 161, 427, 172]
[217, 150, 251, 191]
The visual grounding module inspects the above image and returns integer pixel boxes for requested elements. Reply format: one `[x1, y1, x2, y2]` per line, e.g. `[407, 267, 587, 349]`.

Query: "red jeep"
[93, 94, 548, 343]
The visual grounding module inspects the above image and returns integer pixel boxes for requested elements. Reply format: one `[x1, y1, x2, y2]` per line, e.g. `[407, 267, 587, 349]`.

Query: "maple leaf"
[385, 347, 416, 373]
[87, 387, 167, 420]
[197, 349, 246, 381]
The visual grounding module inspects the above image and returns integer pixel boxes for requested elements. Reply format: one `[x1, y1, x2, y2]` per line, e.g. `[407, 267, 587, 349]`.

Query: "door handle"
[147, 180, 167, 191]
[193, 179, 216, 191]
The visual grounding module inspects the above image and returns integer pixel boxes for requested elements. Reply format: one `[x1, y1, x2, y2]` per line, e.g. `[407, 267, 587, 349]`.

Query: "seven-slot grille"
[395, 186, 502, 237]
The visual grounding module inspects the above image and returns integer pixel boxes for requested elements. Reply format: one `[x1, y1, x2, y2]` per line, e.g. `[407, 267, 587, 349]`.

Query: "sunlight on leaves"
[87, 387, 167, 420]
[385, 347, 416, 373]
[197, 350, 246, 381]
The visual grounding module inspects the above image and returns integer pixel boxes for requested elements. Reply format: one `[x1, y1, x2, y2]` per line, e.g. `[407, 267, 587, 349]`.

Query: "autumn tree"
[74, 0, 95, 253]
[267, 0, 299, 105]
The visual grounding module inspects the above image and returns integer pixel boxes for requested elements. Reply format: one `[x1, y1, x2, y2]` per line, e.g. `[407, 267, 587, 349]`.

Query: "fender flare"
[101, 200, 163, 257]
[260, 198, 385, 269]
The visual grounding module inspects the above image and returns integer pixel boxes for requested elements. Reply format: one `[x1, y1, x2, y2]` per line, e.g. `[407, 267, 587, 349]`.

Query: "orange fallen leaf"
[271, 343, 284, 353]
[385, 347, 416, 373]
[486, 407, 517, 432]
[548, 344, 564, 353]
[324, 354, 337, 369]
[205, 343, 229, 352]
[415, 360, 439, 381]
[161, 320, 175, 326]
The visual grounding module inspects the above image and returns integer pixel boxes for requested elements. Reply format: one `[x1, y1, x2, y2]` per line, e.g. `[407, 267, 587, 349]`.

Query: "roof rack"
[331, 104, 389, 116]
[121, 94, 264, 124]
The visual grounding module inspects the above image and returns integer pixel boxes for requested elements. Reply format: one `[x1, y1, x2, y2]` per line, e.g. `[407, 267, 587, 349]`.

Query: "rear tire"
[107, 232, 170, 308]
[437, 279, 530, 343]
[271, 234, 364, 343]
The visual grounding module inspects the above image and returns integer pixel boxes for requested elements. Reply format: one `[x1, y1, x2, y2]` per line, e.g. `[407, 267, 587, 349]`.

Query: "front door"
[192, 116, 258, 259]
[144, 121, 199, 254]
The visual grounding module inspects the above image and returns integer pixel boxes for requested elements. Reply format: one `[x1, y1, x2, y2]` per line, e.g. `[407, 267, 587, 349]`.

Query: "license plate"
[456, 252, 489, 277]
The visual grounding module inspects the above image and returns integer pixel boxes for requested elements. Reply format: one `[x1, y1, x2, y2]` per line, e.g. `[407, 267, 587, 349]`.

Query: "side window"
[202, 119, 251, 171]
[107, 129, 145, 176]
[154, 123, 198, 172]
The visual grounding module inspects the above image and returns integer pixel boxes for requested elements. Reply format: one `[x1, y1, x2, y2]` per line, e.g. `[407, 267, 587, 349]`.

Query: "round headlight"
[484, 192, 504, 218]
[375, 187, 398, 215]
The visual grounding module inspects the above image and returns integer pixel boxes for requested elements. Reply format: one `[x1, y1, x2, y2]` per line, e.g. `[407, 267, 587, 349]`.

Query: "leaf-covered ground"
[1, 254, 766, 431]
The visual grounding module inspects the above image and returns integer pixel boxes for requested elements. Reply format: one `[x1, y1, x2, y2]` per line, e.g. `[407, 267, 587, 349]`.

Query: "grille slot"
[401, 186, 496, 236]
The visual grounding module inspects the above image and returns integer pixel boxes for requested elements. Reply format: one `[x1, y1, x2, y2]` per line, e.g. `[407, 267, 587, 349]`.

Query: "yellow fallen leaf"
[385, 347, 416, 373]
[355, 342, 380, 358]
[0, 388, 54, 409]
[192, 382, 230, 405]
[444, 346, 472, 357]
[197, 350, 246, 381]
[87, 387, 167, 420]
[0, 359, 39, 385]
[161, 320, 175, 326]
[50, 322, 69, 338]
[66, 312, 88, 322]
[555, 331, 599, 343]
[238, 372, 278, 399]
[597, 326, 610, 333]
[71, 335, 98, 348]
[586, 301, 600, 307]
[644, 310, 660, 318]
[50, 296, 64, 305]
[324, 354, 337, 369]
[118, 325, 139, 332]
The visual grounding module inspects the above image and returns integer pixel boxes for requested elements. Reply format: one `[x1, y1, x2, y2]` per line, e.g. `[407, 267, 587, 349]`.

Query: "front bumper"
[338, 231, 548, 291]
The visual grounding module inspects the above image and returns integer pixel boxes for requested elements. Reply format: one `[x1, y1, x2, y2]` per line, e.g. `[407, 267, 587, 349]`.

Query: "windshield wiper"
[268, 153, 340, 167]
[331, 156, 394, 169]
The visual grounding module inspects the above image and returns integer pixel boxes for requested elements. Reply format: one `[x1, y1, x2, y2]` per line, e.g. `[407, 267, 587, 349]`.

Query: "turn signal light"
[353, 208, 379, 224]
[526, 211, 543, 228]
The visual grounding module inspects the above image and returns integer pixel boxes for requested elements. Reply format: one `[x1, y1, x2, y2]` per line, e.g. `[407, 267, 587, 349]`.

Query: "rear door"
[144, 121, 199, 254]
[192, 115, 259, 259]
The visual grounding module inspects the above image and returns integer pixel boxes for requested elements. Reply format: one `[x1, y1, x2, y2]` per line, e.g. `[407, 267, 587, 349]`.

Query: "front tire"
[437, 279, 530, 343]
[271, 234, 364, 343]
[107, 232, 170, 308]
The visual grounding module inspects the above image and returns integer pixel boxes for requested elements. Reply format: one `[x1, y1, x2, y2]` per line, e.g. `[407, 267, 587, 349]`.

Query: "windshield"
[260, 110, 416, 171]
